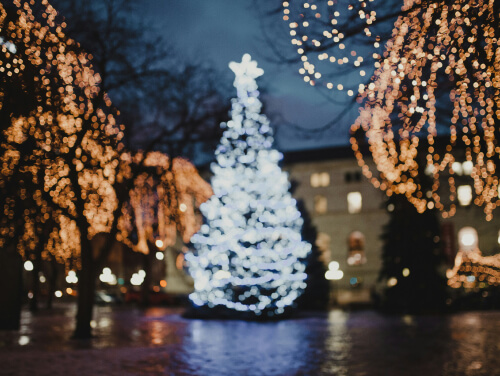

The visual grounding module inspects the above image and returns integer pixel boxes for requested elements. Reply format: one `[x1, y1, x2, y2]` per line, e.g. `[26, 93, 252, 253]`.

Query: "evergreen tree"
[378, 195, 447, 313]
[294, 199, 330, 311]
[186, 54, 311, 319]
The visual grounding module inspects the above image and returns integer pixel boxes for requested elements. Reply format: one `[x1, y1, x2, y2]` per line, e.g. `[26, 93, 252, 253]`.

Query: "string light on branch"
[350, 0, 500, 220]
[0, 0, 123, 271]
[1, 0, 214, 284]
[117, 152, 212, 255]
[447, 249, 500, 289]
[282, 0, 380, 94]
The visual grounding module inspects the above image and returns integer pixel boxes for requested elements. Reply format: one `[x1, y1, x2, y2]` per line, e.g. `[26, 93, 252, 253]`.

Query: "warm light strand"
[447, 249, 500, 288]
[0, 1, 122, 270]
[350, 0, 499, 220]
[116, 152, 212, 254]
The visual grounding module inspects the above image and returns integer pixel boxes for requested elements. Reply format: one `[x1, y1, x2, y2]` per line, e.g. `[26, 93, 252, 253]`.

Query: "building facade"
[283, 146, 500, 306]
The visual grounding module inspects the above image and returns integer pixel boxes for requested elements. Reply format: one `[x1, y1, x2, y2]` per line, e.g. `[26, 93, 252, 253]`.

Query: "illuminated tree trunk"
[29, 244, 41, 313]
[0, 248, 23, 330]
[140, 247, 154, 307]
[31, 223, 51, 312]
[46, 257, 59, 310]
[74, 227, 95, 339]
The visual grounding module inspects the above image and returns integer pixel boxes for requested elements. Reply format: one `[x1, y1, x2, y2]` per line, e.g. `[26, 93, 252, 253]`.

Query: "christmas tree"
[186, 54, 311, 318]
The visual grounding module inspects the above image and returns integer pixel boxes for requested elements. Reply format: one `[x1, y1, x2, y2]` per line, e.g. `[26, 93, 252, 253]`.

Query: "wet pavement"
[1, 303, 500, 375]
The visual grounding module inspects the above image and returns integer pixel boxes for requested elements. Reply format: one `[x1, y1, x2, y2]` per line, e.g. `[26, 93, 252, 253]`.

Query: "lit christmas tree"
[186, 54, 311, 318]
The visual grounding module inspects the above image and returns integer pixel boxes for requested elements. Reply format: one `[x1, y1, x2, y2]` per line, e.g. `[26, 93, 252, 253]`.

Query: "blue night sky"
[139, 1, 357, 151]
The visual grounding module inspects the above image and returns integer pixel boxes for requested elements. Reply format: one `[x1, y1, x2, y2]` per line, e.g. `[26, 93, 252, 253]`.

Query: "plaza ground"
[0, 303, 499, 375]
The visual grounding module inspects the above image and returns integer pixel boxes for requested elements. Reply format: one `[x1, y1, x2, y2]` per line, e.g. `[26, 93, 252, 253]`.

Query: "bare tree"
[257, 0, 500, 218]
[51, 0, 230, 158]
[0, 0, 229, 339]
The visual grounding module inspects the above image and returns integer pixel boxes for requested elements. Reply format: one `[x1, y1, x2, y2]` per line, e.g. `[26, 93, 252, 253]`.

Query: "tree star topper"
[229, 53, 264, 80]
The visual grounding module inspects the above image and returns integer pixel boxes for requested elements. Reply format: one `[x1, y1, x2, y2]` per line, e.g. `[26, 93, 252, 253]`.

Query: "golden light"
[0, 0, 123, 271]
[458, 226, 478, 252]
[175, 253, 185, 270]
[0, 0, 212, 277]
[278, 1, 500, 221]
[387, 277, 398, 287]
[347, 192, 362, 214]
[447, 249, 500, 289]
[350, 0, 500, 220]
[282, 0, 381, 93]
[457, 185, 473, 206]
[117, 152, 212, 255]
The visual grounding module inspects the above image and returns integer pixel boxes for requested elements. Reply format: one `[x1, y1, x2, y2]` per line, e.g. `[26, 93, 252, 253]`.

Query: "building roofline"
[282, 144, 362, 164]
[281, 134, 465, 165]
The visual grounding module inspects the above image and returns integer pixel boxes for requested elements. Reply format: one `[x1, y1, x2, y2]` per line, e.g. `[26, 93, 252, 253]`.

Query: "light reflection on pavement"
[0, 304, 499, 375]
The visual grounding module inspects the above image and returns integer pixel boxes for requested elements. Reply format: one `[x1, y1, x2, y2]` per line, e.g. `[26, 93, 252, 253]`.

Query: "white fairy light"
[186, 54, 311, 317]
[65, 270, 78, 284]
[99, 267, 117, 285]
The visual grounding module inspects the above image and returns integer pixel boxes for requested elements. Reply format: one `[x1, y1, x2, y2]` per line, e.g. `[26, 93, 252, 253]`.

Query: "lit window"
[347, 231, 366, 266]
[176, 253, 185, 270]
[458, 227, 478, 252]
[314, 195, 327, 214]
[347, 192, 362, 213]
[424, 164, 434, 176]
[325, 261, 343, 280]
[315, 232, 331, 265]
[457, 185, 472, 206]
[310, 172, 330, 187]
[497, 230, 500, 245]
[451, 162, 463, 175]
[462, 161, 473, 175]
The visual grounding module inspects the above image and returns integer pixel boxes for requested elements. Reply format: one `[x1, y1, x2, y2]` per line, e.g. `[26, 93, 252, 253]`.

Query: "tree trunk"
[30, 224, 50, 312]
[46, 257, 58, 310]
[29, 249, 41, 312]
[141, 250, 152, 307]
[0, 249, 23, 330]
[73, 233, 95, 339]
